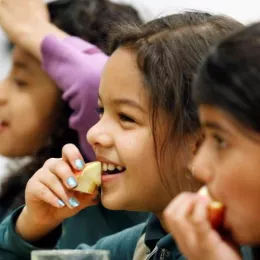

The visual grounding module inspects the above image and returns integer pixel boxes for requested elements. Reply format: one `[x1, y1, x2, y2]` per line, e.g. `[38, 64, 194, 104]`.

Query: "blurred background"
[0, 0, 260, 79]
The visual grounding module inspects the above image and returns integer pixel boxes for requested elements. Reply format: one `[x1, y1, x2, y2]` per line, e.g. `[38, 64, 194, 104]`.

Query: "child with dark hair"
[0, 0, 147, 248]
[0, 8, 243, 259]
[164, 21, 260, 260]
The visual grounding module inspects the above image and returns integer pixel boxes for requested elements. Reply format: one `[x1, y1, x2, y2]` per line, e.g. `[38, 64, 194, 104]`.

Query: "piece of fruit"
[74, 161, 101, 194]
[198, 186, 225, 229]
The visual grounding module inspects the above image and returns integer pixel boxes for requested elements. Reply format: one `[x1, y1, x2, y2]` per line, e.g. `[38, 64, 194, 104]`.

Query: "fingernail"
[69, 197, 80, 208]
[75, 159, 84, 170]
[66, 176, 77, 188]
[57, 199, 65, 207]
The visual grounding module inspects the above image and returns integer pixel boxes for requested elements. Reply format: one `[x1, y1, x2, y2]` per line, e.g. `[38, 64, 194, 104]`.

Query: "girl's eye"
[13, 78, 28, 88]
[213, 134, 227, 149]
[118, 113, 135, 123]
[95, 106, 104, 118]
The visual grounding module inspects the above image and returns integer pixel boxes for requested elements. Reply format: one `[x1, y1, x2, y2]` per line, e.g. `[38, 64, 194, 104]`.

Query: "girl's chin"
[230, 227, 259, 245]
[100, 193, 123, 210]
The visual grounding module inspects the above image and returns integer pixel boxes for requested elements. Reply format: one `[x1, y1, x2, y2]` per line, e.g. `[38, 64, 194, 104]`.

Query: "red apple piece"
[198, 186, 225, 229]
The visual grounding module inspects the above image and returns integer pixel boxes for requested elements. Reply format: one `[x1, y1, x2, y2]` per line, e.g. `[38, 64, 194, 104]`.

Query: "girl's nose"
[87, 117, 114, 151]
[192, 145, 213, 184]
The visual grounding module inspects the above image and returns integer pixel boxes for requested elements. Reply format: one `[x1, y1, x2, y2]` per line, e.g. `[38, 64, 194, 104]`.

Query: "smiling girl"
[0, 11, 243, 260]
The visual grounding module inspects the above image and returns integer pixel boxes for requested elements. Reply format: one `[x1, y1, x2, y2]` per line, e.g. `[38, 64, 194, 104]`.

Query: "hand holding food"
[15, 144, 99, 242]
[164, 192, 240, 260]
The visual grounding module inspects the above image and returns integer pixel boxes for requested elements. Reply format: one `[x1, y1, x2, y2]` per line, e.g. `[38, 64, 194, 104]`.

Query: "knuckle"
[181, 192, 194, 199]
[39, 187, 49, 199]
[163, 207, 172, 220]
[55, 162, 70, 177]
[62, 143, 75, 154]
[48, 172, 59, 184]
[44, 157, 58, 167]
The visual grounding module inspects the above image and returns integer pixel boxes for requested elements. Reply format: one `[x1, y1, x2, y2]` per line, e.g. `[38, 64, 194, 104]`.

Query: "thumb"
[73, 189, 100, 210]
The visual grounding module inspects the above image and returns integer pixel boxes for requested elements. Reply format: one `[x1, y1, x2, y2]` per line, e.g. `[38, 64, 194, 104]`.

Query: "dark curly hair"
[0, 0, 143, 219]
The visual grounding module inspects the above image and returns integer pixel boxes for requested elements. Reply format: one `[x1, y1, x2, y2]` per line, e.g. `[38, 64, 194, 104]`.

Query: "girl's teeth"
[108, 164, 115, 171]
[116, 166, 123, 171]
[103, 164, 108, 171]
[102, 163, 124, 172]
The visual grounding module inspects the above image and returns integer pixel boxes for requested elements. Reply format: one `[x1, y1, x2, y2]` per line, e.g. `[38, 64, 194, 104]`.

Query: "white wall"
[113, 0, 260, 24]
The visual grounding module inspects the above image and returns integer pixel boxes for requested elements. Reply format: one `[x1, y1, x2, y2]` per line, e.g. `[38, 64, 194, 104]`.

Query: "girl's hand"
[163, 193, 242, 260]
[16, 144, 98, 242]
[0, 0, 49, 41]
[0, 0, 66, 60]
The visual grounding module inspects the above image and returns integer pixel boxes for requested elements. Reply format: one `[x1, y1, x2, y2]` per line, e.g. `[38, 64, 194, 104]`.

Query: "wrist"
[15, 206, 62, 242]
[12, 21, 68, 61]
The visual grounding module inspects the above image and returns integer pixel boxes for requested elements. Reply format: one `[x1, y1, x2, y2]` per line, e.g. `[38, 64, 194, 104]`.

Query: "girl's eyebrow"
[14, 61, 28, 70]
[201, 121, 228, 133]
[98, 94, 147, 114]
[112, 98, 146, 113]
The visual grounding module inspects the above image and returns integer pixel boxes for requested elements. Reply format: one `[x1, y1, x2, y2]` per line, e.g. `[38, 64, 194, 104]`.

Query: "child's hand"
[16, 144, 98, 241]
[0, 0, 49, 41]
[0, 0, 66, 60]
[163, 193, 242, 260]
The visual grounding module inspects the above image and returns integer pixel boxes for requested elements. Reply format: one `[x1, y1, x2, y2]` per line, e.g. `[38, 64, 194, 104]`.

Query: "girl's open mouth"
[102, 163, 126, 175]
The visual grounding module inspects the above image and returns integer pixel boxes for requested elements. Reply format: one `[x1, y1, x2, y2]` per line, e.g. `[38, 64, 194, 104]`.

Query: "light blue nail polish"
[57, 199, 65, 207]
[75, 159, 84, 170]
[69, 197, 80, 208]
[67, 176, 77, 188]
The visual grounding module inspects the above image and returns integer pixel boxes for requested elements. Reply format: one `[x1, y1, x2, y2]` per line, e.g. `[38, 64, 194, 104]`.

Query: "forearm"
[14, 22, 67, 61]
[15, 206, 61, 242]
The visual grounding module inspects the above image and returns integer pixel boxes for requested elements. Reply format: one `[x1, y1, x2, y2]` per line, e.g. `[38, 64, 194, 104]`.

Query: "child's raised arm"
[41, 36, 108, 161]
[0, 0, 67, 60]
[0, 0, 109, 160]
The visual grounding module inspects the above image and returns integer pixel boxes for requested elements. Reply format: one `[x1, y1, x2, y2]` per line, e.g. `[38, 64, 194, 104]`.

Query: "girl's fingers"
[164, 193, 199, 253]
[164, 192, 197, 224]
[61, 144, 85, 171]
[38, 171, 78, 209]
[191, 198, 211, 235]
[47, 159, 79, 190]
[31, 182, 66, 209]
[164, 193, 197, 235]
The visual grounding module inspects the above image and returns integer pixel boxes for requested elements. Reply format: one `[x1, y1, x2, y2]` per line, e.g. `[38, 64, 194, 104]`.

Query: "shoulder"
[78, 223, 147, 260]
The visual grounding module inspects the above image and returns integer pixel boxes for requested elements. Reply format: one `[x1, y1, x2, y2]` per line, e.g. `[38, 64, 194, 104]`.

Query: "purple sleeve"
[40, 35, 109, 161]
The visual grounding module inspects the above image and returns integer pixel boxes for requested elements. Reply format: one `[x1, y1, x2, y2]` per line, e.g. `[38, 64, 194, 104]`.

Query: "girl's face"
[193, 105, 260, 244]
[87, 48, 173, 213]
[0, 46, 59, 157]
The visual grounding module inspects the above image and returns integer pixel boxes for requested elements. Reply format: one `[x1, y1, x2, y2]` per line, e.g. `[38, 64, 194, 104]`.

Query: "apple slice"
[198, 186, 225, 229]
[74, 161, 101, 194]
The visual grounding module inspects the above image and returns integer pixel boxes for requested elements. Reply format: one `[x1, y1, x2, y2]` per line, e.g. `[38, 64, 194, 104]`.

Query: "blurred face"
[193, 105, 260, 244]
[0, 46, 59, 157]
[87, 48, 172, 213]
